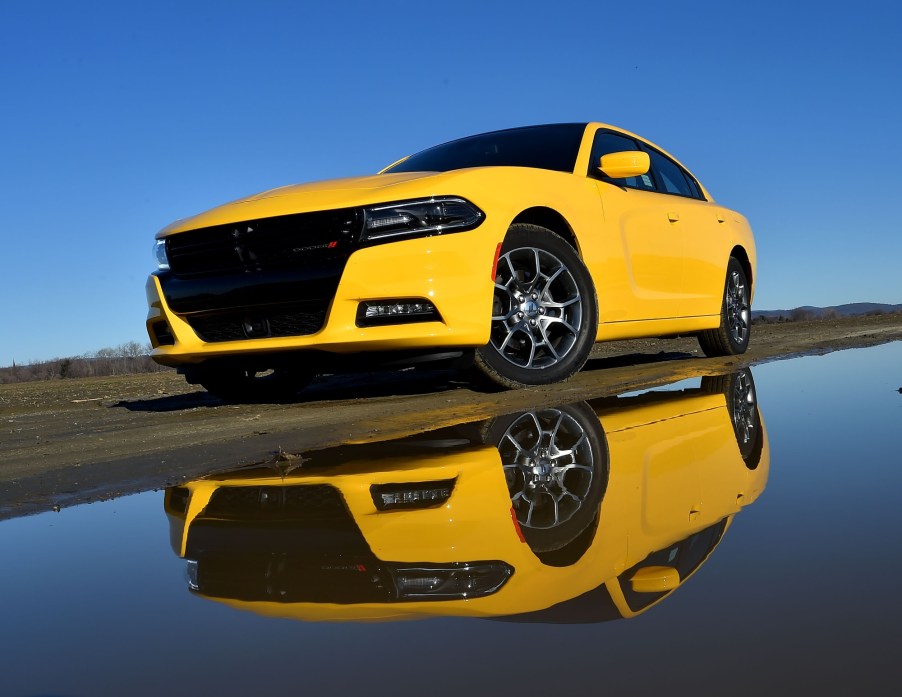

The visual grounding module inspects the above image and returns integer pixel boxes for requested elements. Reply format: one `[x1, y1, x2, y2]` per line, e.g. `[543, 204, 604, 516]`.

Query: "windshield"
[385, 123, 587, 174]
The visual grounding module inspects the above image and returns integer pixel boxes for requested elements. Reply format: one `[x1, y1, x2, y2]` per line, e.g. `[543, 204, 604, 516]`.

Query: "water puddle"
[3, 343, 901, 695]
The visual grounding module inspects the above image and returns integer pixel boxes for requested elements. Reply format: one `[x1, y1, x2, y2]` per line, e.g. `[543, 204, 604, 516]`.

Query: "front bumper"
[146, 230, 498, 366]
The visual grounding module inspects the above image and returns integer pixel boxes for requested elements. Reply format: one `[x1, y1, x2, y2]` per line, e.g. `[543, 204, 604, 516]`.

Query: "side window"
[646, 148, 696, 198]
[684, 173, 704, 200]
[617, 519, 727, 613]
[588, 130, 655, 192]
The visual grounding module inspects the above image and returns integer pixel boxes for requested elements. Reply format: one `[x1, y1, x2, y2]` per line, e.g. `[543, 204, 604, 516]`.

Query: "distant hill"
[753, 303, 902, 321]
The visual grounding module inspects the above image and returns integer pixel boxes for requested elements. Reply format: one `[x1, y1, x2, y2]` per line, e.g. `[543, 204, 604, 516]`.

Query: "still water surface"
[2, 343, 901, 696]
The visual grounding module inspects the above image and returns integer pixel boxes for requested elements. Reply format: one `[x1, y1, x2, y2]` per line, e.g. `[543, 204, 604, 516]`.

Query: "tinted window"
[492, 583, 624, 624]
[385, 124, 587, 174]
[647, 149, 695, 197]
[618, 519, 728, 613]
[685, 173, 703, 199]
[589, 130, 655, 191]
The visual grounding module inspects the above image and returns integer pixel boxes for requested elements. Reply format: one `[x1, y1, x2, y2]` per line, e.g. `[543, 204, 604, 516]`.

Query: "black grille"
[186, 303, 328, 342]
[203, 484, 348, 521]
[165, 207, 360, 277]
[184, 483, 388, 602]
[189, 555, 394, 604]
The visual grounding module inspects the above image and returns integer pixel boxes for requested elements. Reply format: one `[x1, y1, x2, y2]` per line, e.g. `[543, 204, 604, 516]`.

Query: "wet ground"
[3, 313, 902, 519]
[2, 341, 901, 695]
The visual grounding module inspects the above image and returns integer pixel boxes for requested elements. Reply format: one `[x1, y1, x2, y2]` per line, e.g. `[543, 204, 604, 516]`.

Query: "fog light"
[151, 320, 175, 346]
[356, 299, 440, 327]
[371, 479, 455, 511]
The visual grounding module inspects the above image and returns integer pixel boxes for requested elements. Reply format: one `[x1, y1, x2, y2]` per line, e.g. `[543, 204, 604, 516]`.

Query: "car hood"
[158, 171, 444, 236]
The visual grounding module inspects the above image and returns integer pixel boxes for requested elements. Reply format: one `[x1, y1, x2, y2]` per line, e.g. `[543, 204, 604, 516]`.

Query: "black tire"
[701, 368, 763, 468]
[195, 366, 312, 403]
[484, 402, 609, 554]
[698, 257, 751, 357]
[474, 224, 598, 388]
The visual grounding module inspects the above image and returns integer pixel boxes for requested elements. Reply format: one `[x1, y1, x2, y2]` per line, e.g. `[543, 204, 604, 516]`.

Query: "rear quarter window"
[646, 148, 705, 200]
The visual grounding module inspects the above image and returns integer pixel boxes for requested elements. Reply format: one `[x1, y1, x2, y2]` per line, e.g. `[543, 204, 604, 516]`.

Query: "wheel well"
[511, 207, 579, 253]
[730, 246, 753, 289]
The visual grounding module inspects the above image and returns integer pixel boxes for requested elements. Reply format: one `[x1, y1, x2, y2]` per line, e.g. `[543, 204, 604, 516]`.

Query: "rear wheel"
[699, 257, 751, 357]
[474, 224, 598, 388]
[702, 368, 763, 467]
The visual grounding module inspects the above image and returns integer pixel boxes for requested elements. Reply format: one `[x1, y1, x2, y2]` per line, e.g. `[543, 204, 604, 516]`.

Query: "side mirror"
[629, 565, 680, 593]
[599, 151, 650, 179]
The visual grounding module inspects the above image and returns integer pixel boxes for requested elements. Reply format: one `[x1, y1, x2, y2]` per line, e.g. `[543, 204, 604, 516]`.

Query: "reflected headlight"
[153, 239, 169, 271]
[390, 561, 513, 600]
[361, 197, 484, 243]
[185, 559, 199, 591]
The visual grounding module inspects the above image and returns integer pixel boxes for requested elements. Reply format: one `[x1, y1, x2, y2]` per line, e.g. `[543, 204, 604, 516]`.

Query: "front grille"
[203, 484, 349, 521]
[189, 555, 394, 604]
[184, 483, 387, 603]
[159, 208, 361, 341]
[186, 302, 328, 342]
[165, 207, 360, 277]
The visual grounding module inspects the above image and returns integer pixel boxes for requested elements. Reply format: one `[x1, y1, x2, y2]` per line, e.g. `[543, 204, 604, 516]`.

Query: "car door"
[641, 146, 726, 319]
[588, 129, 685, 322]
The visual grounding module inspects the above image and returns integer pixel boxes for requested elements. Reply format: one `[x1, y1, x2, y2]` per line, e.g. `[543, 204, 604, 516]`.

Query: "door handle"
[668, 212, 680, 222]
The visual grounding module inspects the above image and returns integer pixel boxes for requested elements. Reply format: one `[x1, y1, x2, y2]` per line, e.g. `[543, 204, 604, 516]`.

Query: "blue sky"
[1, 0, 900, 366]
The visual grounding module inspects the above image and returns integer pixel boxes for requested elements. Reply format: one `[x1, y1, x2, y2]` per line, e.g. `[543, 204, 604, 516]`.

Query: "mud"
[2, 313, 901, 519]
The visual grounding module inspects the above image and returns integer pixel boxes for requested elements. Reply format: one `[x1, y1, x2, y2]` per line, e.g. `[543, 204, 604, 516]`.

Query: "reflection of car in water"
[165, 369, 767, 622]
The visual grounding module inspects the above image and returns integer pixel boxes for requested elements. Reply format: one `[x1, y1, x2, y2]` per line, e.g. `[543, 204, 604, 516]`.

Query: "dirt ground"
[3, 313, 902, 519]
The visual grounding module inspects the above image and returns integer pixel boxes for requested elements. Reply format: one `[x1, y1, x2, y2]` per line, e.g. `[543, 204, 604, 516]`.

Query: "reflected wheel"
[485, 402, 608, 554]
[702, 368, 763, 467]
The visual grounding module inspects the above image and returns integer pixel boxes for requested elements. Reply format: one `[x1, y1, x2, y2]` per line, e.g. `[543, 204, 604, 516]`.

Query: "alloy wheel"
[490, 247, 583, 369]
[730, 369, 757, 450]
[497, 409, 595, 531]
[726, 269, 750, 347]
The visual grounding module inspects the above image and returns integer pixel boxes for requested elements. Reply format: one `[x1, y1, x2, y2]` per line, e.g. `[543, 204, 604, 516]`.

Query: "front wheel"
[484, 402, 609, 555]
[474, 224, 598, 388]
[698, 257, 751, 357]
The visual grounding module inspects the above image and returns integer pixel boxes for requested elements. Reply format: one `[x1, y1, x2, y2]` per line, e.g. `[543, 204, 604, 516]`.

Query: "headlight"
[153, 239, 169, 270]
[361, 197, 484, 243]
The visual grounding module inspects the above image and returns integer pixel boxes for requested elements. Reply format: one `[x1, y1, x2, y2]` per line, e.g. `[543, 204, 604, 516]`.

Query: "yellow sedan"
[146, 123, 755, 399]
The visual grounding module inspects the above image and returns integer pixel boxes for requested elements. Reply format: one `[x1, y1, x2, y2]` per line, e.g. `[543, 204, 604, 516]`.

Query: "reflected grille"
[203, 484, 347, 521]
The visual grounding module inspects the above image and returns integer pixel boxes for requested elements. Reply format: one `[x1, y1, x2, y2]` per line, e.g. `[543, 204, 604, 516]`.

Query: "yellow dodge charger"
[146, 123, 755, 399]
